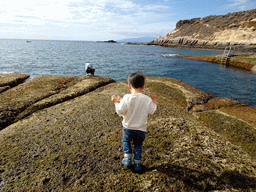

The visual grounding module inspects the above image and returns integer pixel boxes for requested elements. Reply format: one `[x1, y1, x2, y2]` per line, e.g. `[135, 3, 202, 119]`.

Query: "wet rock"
[176, 54, 256, 71]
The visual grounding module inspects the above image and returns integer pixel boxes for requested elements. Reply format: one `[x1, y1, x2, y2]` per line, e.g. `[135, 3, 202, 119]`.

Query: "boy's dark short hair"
[128, 71, 145, 88]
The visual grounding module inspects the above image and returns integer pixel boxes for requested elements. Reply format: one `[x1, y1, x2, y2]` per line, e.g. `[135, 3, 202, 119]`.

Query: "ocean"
[0, 39, 255, 107]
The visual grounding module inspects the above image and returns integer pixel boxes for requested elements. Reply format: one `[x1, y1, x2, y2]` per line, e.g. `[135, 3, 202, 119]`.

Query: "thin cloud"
[0, 0, 253, 41]
[228, 0, 249, 6]
[0, 0, 172, 38]
[0, 0, 82, 24]
[224, 0, 256, 10]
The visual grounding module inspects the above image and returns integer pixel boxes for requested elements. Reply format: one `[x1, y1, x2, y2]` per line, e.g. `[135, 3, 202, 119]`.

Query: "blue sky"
[0, 0, 255, 41]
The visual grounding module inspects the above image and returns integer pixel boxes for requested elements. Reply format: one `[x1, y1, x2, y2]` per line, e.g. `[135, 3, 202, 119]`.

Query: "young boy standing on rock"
[111, 72, 157, 172]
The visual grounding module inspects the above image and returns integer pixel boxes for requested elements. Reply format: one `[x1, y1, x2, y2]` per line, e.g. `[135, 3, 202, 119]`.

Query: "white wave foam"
[0, 71, 15, 77]
[0, 71, 15, 74]
[162, 54, 178, 57]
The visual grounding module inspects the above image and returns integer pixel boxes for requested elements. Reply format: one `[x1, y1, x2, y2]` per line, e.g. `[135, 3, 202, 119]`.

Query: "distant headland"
[146, 9, 256, 52]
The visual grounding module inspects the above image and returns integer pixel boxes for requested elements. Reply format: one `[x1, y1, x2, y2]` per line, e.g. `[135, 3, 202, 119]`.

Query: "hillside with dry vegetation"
[148, 9, 256, 52]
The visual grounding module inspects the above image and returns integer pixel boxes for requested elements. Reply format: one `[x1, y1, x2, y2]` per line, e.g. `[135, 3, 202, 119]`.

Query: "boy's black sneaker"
[134, 160, 141, 172]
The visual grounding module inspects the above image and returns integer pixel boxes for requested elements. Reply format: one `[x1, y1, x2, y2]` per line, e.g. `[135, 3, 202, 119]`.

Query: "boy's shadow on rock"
[123, 163, 256, 191]
[138, 163, 256, 191]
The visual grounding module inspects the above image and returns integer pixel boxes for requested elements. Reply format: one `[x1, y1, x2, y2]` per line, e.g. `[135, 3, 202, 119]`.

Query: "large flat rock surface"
[0, 76, 255, 191]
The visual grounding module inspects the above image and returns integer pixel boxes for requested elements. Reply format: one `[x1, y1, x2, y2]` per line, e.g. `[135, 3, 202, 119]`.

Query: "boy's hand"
[150, 92, 157, 114]
[150, 92, 157, 103]
[111, 95, 121, 103]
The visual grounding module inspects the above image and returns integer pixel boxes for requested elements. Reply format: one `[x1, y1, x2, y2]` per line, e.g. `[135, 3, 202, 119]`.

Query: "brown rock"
[0, 73, 30, 88]
[0, 75, 255, 191]
[0, 86, 10, 94]
[204, 97, 241, 110]
[148, 9, 256, 51]
[0, 75, 115, 130]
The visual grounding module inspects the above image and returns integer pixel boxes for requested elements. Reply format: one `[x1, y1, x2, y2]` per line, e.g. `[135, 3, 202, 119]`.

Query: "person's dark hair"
[128, 71, 145, 88]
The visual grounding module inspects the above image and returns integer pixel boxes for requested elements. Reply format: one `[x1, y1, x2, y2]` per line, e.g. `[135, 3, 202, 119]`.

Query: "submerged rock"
[0, 75, 255, 191]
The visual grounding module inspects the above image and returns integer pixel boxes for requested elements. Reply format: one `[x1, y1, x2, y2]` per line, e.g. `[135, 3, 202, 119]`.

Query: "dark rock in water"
[97, 40, 117, 43]
[105, 40, 116, 43]
[0, 75, 255, 191]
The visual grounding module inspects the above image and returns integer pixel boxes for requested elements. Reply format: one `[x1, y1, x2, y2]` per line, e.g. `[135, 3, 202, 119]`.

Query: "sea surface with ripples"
[0, 39, 255, 106]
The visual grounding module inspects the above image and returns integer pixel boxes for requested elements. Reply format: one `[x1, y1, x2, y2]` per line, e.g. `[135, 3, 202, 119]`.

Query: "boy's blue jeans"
[122, 127, 146, 160]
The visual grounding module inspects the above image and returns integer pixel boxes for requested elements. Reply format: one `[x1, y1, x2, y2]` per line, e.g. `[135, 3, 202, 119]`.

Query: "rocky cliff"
[0, 74, 256, 191]
[148, 9, 256, 52]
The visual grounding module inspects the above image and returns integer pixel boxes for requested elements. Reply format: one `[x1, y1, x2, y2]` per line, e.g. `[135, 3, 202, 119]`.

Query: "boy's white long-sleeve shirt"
[115, 93, 157, 132]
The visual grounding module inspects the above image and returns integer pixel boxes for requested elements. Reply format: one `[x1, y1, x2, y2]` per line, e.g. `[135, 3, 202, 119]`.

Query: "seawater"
[0, 39, 255, 107]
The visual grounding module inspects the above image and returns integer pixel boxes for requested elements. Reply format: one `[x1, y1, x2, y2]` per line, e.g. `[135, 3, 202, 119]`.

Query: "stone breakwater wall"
[0, 74, 256, 191]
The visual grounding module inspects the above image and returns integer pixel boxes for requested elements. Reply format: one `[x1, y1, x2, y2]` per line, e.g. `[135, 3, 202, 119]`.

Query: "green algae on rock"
[145, 76, 215, 111]
[190, 94, 256, 159]
[198, 110, 256, 158]
[0, 73, 30, 93]
[0, 75, 255, 191]
[0, 75, 115, 130]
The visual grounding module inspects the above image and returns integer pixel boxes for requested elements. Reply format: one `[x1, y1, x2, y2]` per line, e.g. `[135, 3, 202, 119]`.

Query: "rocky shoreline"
[147, 9, 256, 52]
[176, 53, 256, 72]
[132, 42, 256, 71]
[146, 36, 256, 52]
[0, 73, 256, 191]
